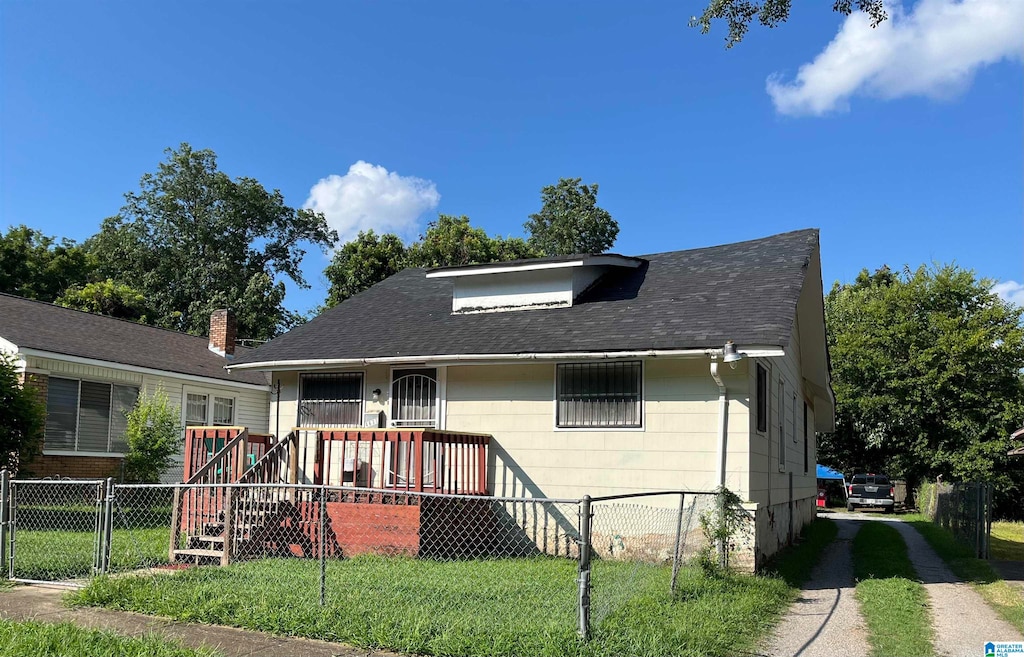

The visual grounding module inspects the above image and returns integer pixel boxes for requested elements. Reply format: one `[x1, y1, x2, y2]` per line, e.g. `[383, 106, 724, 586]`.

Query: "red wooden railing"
[307, 428, 490, 495]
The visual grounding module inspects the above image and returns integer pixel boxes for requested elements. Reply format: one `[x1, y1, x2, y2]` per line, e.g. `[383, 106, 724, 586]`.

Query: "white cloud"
[305, 161, 440, 243]
[767, 0, 1024, 116]
[992, 280, 1024, 306]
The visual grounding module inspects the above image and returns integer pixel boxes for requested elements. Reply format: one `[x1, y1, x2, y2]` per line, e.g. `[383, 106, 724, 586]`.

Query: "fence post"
[221, 486, 233, 567]
[0, 470, 8, 581]
[577, 495, 592, 641]
[986, 483, 993, 560]
[670, 492, 685, 597]
[319, 485, 327, 607]
[169, 485, 182, 563]
[975, 484, 983, 559]
[100, 478, 114, 574]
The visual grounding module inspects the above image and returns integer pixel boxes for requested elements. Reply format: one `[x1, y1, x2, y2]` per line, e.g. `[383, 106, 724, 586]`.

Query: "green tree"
[0, 354, 45, 473]
[56, 279, 152, 322]
[324, 230, 408, 307]
[525, 178, 619, 256]
[821, 264, 1024, 512]
[122, 388, 183, 483]
[0, 225, 95, 301]
[89, 144, 337, 340]
[694, 0, 887, 48]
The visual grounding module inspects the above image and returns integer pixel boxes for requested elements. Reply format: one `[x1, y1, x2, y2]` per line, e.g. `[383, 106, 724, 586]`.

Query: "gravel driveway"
[761, 512, 1023, 657]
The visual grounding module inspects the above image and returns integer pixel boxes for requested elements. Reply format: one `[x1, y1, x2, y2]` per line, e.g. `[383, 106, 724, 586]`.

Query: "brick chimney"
[209, 309, 237, 357]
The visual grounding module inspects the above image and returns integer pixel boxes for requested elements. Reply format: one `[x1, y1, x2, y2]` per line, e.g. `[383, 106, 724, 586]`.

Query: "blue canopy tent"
[815, 464, 848, 507]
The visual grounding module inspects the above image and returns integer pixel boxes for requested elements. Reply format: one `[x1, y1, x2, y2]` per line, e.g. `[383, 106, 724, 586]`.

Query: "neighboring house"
[224, 229, 835, 565]
[0, 294, 271, 480]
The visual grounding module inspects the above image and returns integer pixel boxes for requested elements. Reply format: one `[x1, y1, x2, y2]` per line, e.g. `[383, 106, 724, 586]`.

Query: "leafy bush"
[122, 388, 182, 483]
[0, 353, 44, 473]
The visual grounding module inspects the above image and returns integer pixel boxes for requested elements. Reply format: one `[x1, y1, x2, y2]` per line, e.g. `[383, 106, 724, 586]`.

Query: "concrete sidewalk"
[0, 584, 401, 657]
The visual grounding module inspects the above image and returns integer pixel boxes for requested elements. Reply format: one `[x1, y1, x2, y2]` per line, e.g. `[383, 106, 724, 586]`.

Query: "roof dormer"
[425, 254, 645, 313]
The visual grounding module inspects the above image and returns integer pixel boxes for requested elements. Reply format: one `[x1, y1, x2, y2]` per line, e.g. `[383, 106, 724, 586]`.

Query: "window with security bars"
[300, 372, 364, 427]
[44, 377, 139, 454]
[556, 361, 642, 428]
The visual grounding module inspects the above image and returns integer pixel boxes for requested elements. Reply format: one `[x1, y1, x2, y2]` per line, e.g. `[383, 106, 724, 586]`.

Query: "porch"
[175, 426, 492, 564]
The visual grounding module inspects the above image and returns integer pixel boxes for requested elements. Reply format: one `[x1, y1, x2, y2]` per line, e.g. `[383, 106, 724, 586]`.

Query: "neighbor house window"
[756, 363, 768, 433]
[184, 392, 235, 426]
[299, 372, 363, 427]
[44, 378, 139, 454]
[556, 361, 642, 428]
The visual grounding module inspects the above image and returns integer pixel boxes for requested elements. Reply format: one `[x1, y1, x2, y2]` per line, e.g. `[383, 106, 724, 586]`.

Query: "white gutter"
[709, 356, 729, 490]
[227, 346, 786, 371]
[18, 347, 271, 392]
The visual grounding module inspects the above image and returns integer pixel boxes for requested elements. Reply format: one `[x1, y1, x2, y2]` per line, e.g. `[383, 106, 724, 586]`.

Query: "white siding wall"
[746, 314, 819, 558]
[444, 358, 751, 504]
[26, 355, 271, 476]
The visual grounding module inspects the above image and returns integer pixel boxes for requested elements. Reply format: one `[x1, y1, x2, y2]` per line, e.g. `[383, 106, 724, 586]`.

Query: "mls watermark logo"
[986, 641, 1024, 657]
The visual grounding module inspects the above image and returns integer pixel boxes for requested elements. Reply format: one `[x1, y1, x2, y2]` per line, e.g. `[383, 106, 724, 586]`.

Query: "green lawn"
[70, 553, 805, 657]
[991, 521, 1024, 561]
[902, 515, 1023, 630]
[0, 619, 220, 657]
[852, 521, 934, 657]
[11, 527, 172, 581]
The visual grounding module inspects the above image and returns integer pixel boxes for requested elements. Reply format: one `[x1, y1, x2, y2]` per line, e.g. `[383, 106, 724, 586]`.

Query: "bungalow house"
[223, 228, 834, 565]
[0, 294, 271, 480]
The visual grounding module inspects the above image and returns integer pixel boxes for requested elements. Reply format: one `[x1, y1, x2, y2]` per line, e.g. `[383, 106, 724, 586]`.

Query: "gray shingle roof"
[0, 294, 269, 386]
[233, 229, 819, 366]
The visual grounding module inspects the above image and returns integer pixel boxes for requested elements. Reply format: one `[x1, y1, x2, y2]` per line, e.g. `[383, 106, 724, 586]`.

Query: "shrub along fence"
[0, 470, 729, 641]
[917, 480, 993, 559]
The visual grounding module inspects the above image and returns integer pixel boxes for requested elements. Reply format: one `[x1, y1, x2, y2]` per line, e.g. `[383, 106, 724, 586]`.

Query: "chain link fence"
[1, 471, 731, 640]
[918, 480, 993, 558]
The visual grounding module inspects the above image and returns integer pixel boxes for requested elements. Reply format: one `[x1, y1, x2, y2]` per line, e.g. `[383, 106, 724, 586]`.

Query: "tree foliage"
[56, 279, 152, 322]
[122, 387, 183, 483]
[324, 230, 408, 308]
[693, 0, 888, 48]
[324, 216, 541, 307]
[820, 264, 1024, 513]
[0, 354, 45, 473]
[0, 225, 95, 302]
[89, 144, 337, 340]
[525, 178, 618, 256]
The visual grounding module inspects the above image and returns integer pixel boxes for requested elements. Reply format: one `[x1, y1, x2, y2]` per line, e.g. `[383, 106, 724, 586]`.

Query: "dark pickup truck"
[847, 474, 895, 512]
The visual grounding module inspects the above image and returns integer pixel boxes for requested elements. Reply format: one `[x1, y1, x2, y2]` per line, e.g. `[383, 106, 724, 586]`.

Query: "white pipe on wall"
[710, 357, 728, 490]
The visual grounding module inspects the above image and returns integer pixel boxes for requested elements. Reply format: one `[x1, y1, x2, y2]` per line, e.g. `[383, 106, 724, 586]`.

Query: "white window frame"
[182, 386, 238, 428]
[296, 371, 366, 428]
[388, 366, 444, 429]
[553, 360, 645, 432]
[792, 392, 799, 443]
[42, 376, 139, 457]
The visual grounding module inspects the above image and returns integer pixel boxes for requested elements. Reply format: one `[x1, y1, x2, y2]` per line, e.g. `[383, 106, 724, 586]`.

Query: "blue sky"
[2, 0, 1022, 319]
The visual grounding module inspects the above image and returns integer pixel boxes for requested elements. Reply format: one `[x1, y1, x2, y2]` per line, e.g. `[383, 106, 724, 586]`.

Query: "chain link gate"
[4, 473, 109, 586]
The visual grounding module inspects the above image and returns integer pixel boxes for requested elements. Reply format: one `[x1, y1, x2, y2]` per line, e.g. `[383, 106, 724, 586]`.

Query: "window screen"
[44, 378, 79, 450]
[300, 373, 363, 426]
[185, 393, 208, 425]
[556, 361, 641, 428]
[213, 397, 234, 425]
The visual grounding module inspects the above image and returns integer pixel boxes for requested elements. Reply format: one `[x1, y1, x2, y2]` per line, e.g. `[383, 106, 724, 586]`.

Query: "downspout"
[710, 356, 728, 490]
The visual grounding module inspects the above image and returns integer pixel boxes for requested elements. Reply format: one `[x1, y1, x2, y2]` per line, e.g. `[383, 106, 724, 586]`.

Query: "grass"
[767, 517, 839, 587]
[991, 521, 1024, 561]
[11, 527, 171, 581]
[0, 619, 220, 657]
[851, 521, 934, 657]
[902, 514, 1024, 630]
[68, 550, 818, 657]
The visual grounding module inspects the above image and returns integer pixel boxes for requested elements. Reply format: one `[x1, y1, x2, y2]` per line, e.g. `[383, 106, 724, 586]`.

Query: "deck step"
[195, 535, 225, 544]
[173, 548, 224, 558]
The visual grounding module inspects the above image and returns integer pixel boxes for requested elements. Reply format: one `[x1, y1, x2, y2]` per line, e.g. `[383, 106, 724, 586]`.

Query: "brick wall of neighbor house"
[26, 454, 122, 479]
